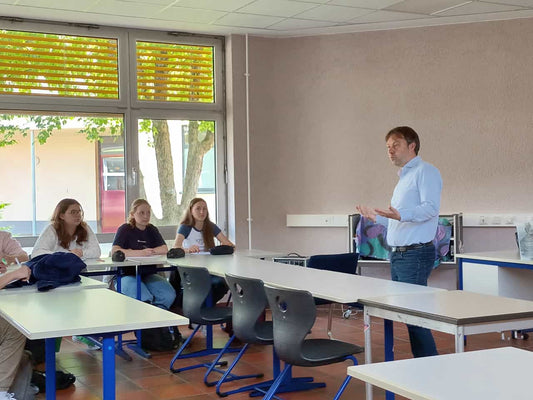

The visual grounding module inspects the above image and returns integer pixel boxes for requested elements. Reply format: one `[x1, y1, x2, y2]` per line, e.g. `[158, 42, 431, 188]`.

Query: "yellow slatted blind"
[0, 30, 118, 98]
[136, 41, 214, 103]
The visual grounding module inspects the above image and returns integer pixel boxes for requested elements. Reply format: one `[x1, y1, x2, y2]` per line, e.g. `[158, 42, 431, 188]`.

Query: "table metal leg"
[45, 338, 56, 400]
[102, 335, 116, 400]
[458, 259, 463, 290]
[364, 308, 373, 400]
[455, 327, 465, 352]
[384, 319, 395, 400]
[126, 266, 151, 358]
[384, 319, 394, 362]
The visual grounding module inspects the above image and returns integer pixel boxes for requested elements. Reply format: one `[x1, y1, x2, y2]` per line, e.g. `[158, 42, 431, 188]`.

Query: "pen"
[15, 257, 21, 267]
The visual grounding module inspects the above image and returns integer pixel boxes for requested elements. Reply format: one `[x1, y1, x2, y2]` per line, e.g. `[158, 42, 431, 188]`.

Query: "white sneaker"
[72, 335, 100, 350]
[0, 391, 17, 400]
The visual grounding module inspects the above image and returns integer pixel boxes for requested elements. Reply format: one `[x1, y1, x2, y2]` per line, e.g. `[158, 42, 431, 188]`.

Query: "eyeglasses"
[68, 209, 83, 216]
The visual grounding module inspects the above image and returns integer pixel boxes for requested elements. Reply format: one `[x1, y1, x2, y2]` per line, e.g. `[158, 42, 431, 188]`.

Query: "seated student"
[111, 198, 176, 311]
[32, 198, 102, 352]
[0, 231, 29, 270]
[0, 234, 31, 400]
[31, 198, 101, 260]
[173, 197, 233, 305]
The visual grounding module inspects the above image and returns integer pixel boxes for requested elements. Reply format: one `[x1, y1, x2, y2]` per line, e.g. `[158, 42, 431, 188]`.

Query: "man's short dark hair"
[386, 126, 420, 155]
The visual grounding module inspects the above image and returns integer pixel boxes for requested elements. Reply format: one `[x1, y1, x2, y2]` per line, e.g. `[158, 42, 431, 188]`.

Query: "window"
[0, 29, 118, 99]
[136, 41, 214, 103]
[0, 23, 225, 239]
[0, 113, 124, 235]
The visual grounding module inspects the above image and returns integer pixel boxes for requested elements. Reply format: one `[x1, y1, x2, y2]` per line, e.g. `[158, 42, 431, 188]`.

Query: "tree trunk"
[152, 120, 178, 224]
[150, 120, 214, 225]
[180, 121, 214, 215]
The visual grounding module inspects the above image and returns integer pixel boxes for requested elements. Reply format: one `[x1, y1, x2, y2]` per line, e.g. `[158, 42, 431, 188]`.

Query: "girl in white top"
[174, 197, 234, 253]
[32, 198, 101, 260]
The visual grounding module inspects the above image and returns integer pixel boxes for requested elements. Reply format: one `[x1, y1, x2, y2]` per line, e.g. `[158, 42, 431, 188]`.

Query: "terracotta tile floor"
[36, 305, 533, 400]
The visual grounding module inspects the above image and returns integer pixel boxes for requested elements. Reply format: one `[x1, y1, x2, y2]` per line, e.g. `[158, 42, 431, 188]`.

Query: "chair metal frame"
[216, 273, 325, 398]
[264, 284, 364, 400]
[169, 266, 260, 386]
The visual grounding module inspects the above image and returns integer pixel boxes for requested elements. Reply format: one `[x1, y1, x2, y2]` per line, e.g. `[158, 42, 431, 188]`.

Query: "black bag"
[112, 250, 125, 262]
[167, 248, 185, 259]
[209, 245, 234, 255]
[138, 326, 182, 352]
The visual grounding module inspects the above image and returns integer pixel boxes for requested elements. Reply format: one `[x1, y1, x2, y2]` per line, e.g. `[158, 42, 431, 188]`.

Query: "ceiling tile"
[237, 0, 317, 17]
[269, 17, 337, 30]
[349, 9, 428, 23]
[329, 0, 404, 10]
[435, 1, 525, 16]
[156, 6, 227, 23]
[85, 1, 162, 17]
[289, 0, 330, 4]
[15, 0, 96, 12]
[169, 0, 256, 12]
[214, 12, 284, 28]
[488, 0, 533, 6]
[385, 0, 472, 15]
[117, 0, 174, 5]
[295, 4, 373, 22]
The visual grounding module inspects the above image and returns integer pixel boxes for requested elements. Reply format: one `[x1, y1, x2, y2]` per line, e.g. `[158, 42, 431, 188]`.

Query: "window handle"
[132, 167, 137, 186]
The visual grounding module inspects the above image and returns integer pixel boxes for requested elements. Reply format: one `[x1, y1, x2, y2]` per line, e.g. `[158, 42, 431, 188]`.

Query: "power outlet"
[479, 215, 487, 225]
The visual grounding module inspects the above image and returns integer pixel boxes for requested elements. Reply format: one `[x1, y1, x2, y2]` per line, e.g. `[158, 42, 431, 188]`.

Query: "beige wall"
[228, 18, 533, 255]
[0, 129, 98, 221]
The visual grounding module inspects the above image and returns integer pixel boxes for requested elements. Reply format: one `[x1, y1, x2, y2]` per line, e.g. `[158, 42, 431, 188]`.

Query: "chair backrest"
[264, 285, 316, 366]
[307, 252, 359, 275]
[178, 265, 213, 324]
[225, 273, 271, 344]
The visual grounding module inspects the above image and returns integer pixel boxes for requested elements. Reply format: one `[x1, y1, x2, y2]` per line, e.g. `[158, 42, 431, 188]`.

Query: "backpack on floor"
[138, 326, 182, 352]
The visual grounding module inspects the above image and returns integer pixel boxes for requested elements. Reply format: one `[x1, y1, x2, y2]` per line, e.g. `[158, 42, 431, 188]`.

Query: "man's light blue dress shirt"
[377, 156, 442, 247]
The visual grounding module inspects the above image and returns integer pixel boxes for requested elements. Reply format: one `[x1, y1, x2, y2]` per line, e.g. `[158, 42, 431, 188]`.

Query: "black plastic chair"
[264, 284, 364, 400]
[307, 252, 360, 338]
[169, 266, 260, 386]
[217, 273, 319, 397]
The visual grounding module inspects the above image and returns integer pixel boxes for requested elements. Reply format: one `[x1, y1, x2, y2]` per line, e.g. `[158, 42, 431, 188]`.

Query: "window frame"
[0, 21, 227, 241]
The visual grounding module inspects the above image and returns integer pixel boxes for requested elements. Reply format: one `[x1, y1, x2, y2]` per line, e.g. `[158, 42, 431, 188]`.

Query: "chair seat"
[196, 306, 232, 324]
[300, 339, 364, 366]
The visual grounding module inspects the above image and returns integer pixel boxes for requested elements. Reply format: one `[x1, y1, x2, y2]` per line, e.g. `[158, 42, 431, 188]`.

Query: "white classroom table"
[167, 251, 443, 304]
[0, 275, 106, 294]
[456, 251, 533, 299]
[360, 290, 533, 400]
[169, 251, 533, 400]
[84, 256, 175, 359]
[347, 347, 533, 400]
[0, 287, 188, 400]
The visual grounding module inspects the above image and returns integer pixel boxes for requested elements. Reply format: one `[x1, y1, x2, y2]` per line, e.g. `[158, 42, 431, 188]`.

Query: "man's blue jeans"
[390, 244, 438, 358]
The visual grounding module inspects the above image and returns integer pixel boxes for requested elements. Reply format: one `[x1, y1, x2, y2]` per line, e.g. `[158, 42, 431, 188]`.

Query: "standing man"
[357, 126, 442, 358]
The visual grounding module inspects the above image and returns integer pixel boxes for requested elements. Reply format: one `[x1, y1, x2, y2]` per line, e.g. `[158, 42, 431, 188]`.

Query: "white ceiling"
[1, 0, 533, 37]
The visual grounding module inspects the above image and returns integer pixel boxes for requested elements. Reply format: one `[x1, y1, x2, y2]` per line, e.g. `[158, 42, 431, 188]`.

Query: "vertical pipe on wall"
[245, 34, 252, 249]
[31, 130, 36, 235]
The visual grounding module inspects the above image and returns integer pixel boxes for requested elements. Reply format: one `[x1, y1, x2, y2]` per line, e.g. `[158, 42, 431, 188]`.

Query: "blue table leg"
[102, 335, 116, 400]
[458, 258, 463, 290]
[126, 265, 151, 358]
[45, 338, 56, 400]
[384, 319, 395, 400]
